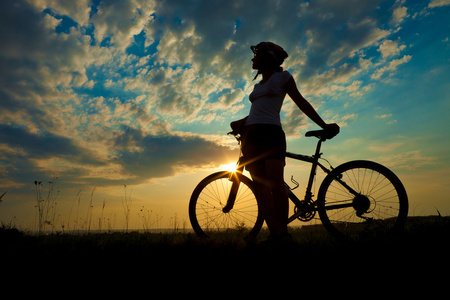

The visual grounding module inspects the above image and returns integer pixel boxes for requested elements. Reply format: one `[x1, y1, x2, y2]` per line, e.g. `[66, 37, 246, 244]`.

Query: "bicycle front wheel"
[189, 171, 263, 239]
[317, 160, 408, 241]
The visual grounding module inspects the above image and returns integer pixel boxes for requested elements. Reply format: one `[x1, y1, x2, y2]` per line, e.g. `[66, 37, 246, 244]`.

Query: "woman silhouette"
[239, 42, 339, 244]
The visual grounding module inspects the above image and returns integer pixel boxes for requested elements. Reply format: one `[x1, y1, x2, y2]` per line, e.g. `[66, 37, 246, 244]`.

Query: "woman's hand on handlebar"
[323, 123, 340, 137]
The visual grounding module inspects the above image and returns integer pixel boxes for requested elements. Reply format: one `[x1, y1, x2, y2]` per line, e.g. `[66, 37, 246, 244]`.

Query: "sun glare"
[221, 162, 238, 172]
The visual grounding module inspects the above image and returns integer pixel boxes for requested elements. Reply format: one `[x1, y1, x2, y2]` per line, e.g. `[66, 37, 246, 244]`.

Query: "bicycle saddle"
[305, 128, 339, 141]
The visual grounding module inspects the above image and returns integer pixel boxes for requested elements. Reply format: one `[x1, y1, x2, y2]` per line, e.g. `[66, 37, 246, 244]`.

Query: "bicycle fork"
[223, 174, 239, 213]
[222, 162, 244, 213]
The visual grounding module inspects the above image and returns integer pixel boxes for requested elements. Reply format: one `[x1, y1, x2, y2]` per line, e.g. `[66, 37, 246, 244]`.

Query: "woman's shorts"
[241, 124, 286, 172]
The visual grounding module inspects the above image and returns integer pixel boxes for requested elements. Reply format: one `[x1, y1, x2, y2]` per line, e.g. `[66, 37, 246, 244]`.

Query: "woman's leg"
[250, 159, 289, 237]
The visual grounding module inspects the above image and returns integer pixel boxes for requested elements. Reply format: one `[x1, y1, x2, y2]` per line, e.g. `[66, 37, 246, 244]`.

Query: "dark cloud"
[113, 126, 233, 180]
[0, 123, 234, 189]
[0, 124, 99, 190]
[0, 1, 45, 58]
[0, 124, 103, 166]
[296, 0, 388, 78]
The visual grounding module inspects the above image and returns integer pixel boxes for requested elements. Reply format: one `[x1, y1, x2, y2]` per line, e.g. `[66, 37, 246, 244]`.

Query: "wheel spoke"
[318, 161, 408, 241]
[189, 172, 262, 238]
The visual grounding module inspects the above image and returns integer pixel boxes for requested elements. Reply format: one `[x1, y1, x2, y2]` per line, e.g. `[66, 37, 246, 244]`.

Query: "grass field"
[2, 216, 449, 278]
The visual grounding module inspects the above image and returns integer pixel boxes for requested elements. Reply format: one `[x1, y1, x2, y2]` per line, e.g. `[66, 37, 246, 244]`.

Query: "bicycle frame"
[286, 139, 329, 202]
[286, 138, 363, 222]
[285, 138, 332, 223]
[225, 134, 360, 222]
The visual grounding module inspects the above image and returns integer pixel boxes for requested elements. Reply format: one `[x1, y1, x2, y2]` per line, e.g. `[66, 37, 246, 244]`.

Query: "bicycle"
[189, 129, 408, 242]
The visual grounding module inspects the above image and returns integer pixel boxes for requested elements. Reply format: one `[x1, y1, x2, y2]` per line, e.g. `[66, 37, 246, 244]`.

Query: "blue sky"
[0, 0, 449, 230]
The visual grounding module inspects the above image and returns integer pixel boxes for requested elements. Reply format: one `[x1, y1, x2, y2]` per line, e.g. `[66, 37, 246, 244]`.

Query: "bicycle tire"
[317, 160, 408, 241]
[189, 171, 263, 239]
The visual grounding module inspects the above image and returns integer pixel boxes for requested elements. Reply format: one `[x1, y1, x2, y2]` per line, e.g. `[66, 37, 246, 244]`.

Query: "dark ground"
[2, 216, 449, 285]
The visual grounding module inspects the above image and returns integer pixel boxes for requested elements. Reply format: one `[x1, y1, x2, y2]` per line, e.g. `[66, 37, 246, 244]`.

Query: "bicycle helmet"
[250, 42, 288, 63]
[251, 42, 288, 80]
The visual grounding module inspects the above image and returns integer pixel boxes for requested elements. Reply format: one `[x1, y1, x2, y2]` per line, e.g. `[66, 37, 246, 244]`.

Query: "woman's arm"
[286, 76, 338, 132]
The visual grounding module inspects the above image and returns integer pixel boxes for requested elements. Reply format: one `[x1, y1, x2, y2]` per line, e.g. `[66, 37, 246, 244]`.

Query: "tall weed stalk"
[33, 178, 59, 234]
[85, 187, 96, 232]
[122, 185, 132, 232]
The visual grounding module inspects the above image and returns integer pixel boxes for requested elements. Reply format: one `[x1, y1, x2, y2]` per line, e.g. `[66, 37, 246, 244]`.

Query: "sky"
[0, 0, 449, 231]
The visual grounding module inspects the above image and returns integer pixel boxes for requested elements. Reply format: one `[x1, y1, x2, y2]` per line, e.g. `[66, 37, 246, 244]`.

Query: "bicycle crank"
[293, 200, 316, 221]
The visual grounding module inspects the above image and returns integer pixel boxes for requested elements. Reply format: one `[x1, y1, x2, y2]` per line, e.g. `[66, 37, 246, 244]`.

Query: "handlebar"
[228, 127, 339, 141]
[305, 126, 339, 141]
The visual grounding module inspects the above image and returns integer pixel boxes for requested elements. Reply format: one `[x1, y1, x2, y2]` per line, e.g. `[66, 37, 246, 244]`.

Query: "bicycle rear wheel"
[317, 160, 408, 241]
[189, 171, 263, 239]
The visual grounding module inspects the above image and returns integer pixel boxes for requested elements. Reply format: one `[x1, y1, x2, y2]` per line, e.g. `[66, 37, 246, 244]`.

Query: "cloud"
[0, 1, 93, 137]
[282, 106, 310, 138]
[0, 0, 236, 189]
[90, 0, 156, 50]
[377, 150, 437, 170]
[27, 0, 92, 26]
[369, 142, 403, 152]
[377, 39, 407, 58]
[294, 0, 391, 78]
[339, 113, 358, 127]
[375, 114, 392, 119]
[0, 122, 235, 188]
[371, 55, 412, 79]
[428, 0, 450, 8]
[0, 125, 101, 164]
[0, 0, 432, 192]
[112, 126, 234, 181]
[0, 124, 105, 189]
[392, 0, 409, 24]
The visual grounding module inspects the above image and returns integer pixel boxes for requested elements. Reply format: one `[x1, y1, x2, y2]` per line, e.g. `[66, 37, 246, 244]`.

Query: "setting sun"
[220, 162, 238, 173]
